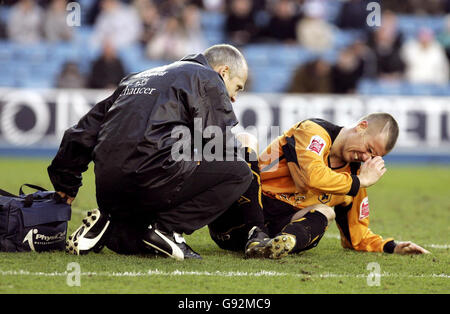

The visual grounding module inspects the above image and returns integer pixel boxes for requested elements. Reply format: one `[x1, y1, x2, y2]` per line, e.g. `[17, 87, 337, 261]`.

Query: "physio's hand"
[358, 156, 386, 188]
[394, 241, 430, 255]
[57, 191, 75, 205]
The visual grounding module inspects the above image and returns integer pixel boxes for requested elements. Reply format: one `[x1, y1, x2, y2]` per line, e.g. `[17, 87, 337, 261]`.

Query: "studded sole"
[245, 234, 296, 259]
[267, 234, 296, 259]
[65, 208, 106, 256]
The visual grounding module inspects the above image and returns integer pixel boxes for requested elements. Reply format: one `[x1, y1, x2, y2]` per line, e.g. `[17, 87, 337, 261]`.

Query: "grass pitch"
[0, 158, 449, 294]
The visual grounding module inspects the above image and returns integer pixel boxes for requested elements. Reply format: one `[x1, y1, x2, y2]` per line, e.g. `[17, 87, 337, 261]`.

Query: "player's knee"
[208, 208, 247, 252]
[209, 226, 247, 252]
[291, 204, 335, 225]
[313, 204, 335, 224]
[236, 132, 259, 155]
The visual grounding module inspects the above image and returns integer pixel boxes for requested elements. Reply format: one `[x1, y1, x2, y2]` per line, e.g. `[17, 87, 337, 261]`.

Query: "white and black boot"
[66, 208, 111, 255]
[142, 224, 202, 261]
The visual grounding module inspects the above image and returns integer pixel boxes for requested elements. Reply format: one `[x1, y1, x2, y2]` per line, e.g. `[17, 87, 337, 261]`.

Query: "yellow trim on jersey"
[251, 169, 263, 209]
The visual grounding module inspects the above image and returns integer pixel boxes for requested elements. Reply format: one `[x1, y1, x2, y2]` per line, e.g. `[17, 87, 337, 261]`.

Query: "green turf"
[0, 158, 449, 294]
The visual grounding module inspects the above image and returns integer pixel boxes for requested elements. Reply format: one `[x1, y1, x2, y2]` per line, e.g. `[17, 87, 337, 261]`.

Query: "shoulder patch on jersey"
[307, 135, 327, 155]
[359, 196, 370, 220]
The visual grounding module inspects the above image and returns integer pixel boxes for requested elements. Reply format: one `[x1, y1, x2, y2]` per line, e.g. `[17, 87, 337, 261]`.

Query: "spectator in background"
[401, 28, 450, 85]
[336, 0, 367, 30]
[158, 0, 190, 17]
[201, 0, 224, 11]
[56, 62, 86, 89]
[287, 58, 332, 93]
[146, 17, 187, 60]
[367, 10, 405, 80]
[182, 5, 208, 53]
[296, 0, 334, 52]
[331, 46, 364, 93]
[146, 12, 205, 61]
[7, 0, 43, 43]
[91, 0, 142, 49]
[135, 0, 162, 46]
[382, 0, 447, 15]
[437, 14, 450, 62]
[260, 0, 300, 43]
[0, 20, 6, 40]
[352, 39, 378, 79]
[88, 40, 126, 89]
[225, 0, 258, 47]
[44, 0, 73, 42]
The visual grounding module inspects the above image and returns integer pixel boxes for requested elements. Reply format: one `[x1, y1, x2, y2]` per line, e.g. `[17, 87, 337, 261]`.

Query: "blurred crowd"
[1, 0, 450, 93]
[288, 6, 450, 93]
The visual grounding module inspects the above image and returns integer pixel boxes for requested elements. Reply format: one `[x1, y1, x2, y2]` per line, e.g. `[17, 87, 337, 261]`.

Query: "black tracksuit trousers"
[101, 158, 252, 234]
[156, 159, 253, 234]
[104, 159, 252, 254]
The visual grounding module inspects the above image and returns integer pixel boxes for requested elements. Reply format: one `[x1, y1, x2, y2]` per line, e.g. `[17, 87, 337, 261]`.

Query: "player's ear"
[356, 120, 369, 134]
[359, 120, 369, 130]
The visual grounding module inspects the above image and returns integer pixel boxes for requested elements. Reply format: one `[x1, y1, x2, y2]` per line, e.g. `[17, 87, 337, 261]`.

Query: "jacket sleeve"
[186, 74, 240, 160]
[200, 76, 238, 131]
[334, 189, 396, 253]
[47, 90, 119, 197]
[282, 123, 360, 196]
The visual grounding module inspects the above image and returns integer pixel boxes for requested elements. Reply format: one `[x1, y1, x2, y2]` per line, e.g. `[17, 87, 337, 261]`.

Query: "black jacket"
[48, 54, 239, 198]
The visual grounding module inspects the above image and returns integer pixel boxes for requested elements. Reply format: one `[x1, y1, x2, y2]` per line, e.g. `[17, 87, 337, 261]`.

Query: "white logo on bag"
[23, 229, 66, 251]
[23, 229, 38, 251]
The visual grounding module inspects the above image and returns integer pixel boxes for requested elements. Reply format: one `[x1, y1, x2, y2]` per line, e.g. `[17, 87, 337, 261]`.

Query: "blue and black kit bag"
[0, 184, 71, 252]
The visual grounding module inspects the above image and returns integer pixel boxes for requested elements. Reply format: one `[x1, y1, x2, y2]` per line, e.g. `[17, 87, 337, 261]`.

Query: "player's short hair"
[204, 44, 248, 78]
[359, 112, 399, 153]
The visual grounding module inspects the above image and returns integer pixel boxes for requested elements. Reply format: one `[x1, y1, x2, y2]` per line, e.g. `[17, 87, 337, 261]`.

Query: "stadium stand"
[0, 0, 449, 95]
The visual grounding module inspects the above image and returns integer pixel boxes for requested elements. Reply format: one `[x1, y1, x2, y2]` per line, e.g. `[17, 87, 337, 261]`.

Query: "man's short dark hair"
[359, 112, 399, 153]
[204, 44, 247, 78]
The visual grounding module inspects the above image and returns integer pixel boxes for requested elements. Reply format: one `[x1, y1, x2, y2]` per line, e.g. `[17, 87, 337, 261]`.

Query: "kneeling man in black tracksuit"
[48, 44, 253, 260]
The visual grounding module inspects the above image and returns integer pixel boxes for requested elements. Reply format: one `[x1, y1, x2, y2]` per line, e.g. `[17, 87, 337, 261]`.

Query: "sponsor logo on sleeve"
[359, 197, 370, 220]
[307, 135, 326, 155]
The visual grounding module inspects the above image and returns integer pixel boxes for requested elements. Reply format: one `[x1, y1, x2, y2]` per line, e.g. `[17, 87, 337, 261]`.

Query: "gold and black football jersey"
[258, 119, 394, 253]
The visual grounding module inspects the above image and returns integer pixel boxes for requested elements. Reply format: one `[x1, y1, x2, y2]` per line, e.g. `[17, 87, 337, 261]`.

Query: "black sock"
[280, 210, 328, 253]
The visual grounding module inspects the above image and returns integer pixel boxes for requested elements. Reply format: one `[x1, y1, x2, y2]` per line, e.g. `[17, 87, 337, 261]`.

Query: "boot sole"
[245, 234, 296, 259]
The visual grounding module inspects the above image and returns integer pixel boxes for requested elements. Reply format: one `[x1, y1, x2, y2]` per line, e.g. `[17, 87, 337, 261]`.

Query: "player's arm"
[335, 189, 393, 253]
[335, 189, 430, 254]
[48, 90, 120, 200]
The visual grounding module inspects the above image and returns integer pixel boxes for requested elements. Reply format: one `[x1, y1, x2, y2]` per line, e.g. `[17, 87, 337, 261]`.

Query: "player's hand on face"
[358, 156, 387, 188]
[393, 241, 431, 255]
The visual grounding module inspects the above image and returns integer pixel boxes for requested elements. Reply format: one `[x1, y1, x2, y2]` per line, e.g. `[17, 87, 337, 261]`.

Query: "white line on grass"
[70, 210, 450, 250]
[425, 244, 450, 249]
[0, 269, 448, 279]
[324, 233, 449, 250]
